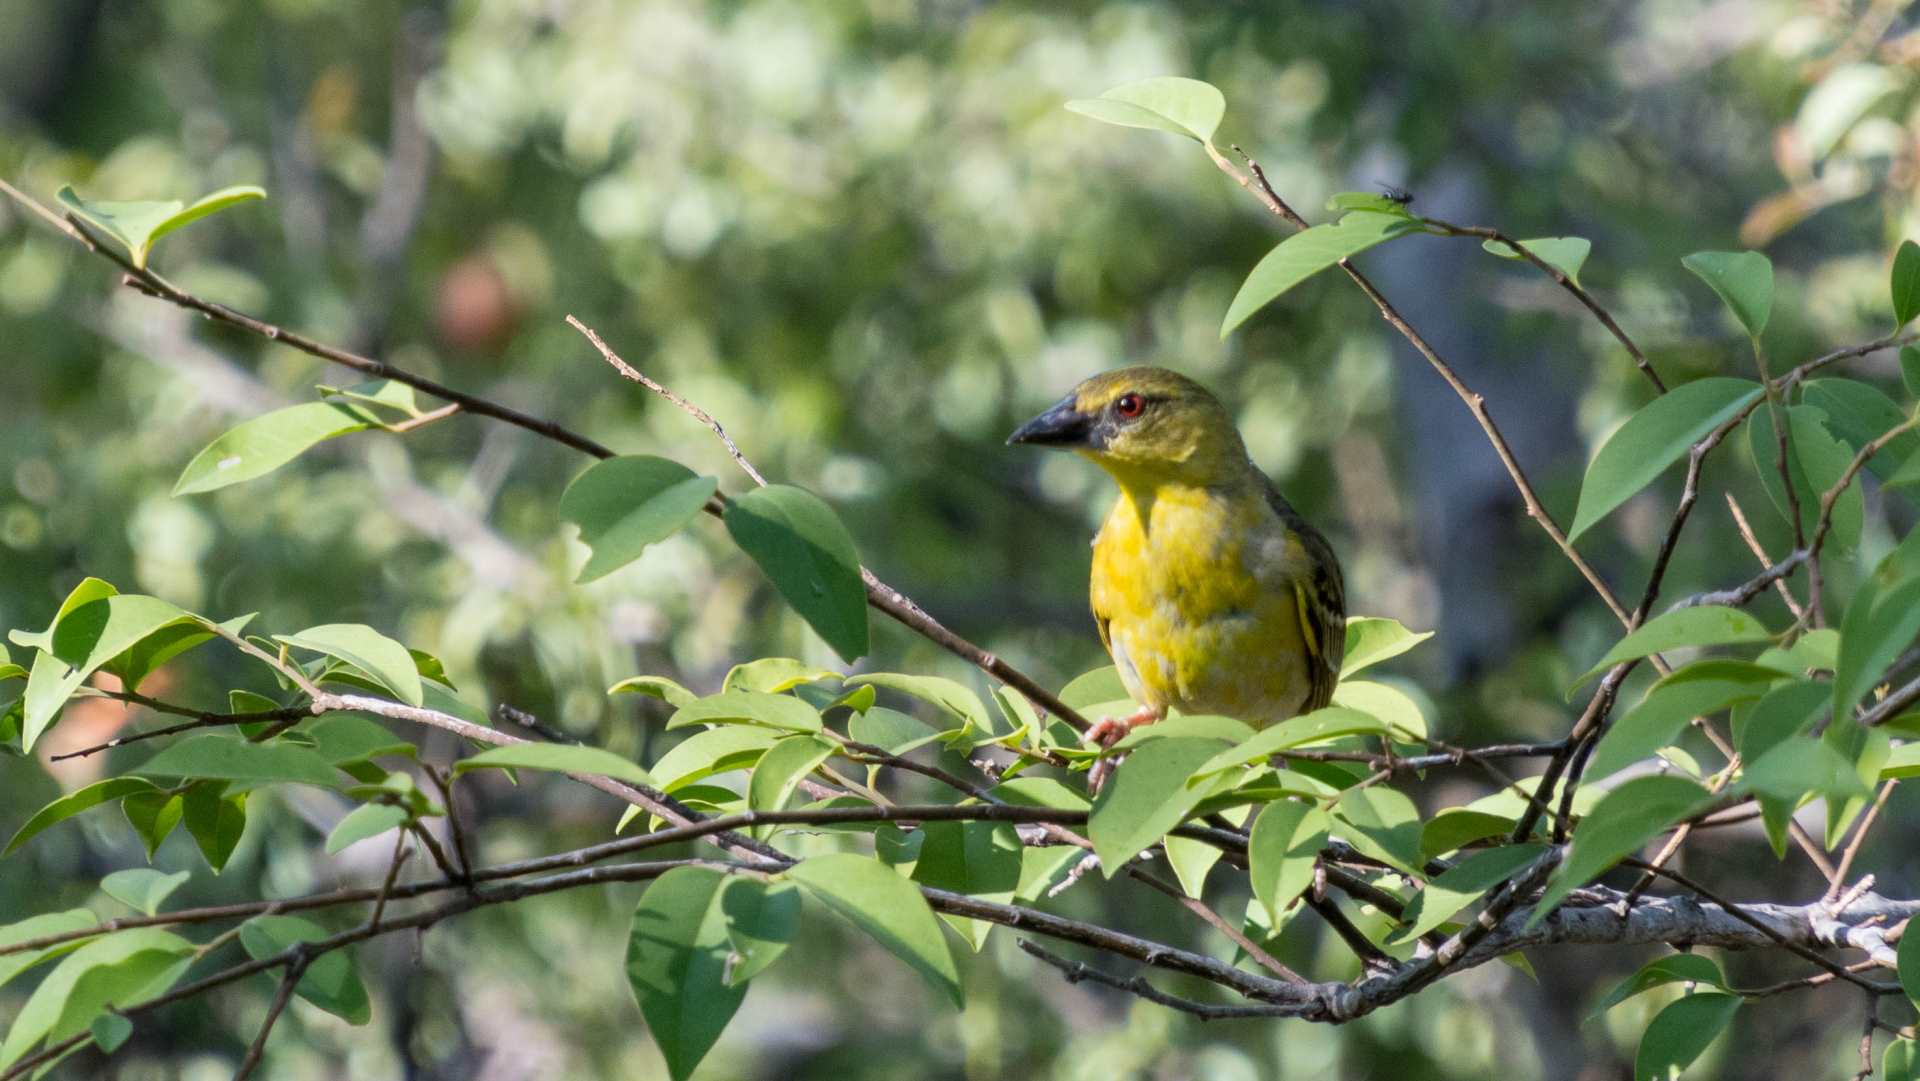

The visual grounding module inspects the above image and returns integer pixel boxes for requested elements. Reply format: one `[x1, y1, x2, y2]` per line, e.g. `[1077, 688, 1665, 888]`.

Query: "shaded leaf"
[1481, 236, 1592, 284]
[1584, 661, 1780, 781]
[626, 867, 750, 1080]
[239, 915, 372, 1024]
[1247, 799, 1330, 920]
[1532, 776, 1713, 923]
[181, 782, 247, 872]
[99, 869, 190, 917]
[1332, 785, 1424, 873]
[1420, 809, 1516, 860]
[1635, 992, 1740, 1081]
[1590, 953, 1727, 1018]
[560, 456, 717, 583]
[723, 485, 868, 662]
[138, 735, 340, 788]
[0, 911, 102, 993]
[1899, 241, 1920, 327]
[910, 820, 1022, 949]
[1682, 250, 1773, 337]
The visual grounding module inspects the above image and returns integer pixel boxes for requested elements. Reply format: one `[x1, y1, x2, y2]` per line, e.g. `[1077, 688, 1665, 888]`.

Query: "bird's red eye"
[1115, 393, 1145, 419]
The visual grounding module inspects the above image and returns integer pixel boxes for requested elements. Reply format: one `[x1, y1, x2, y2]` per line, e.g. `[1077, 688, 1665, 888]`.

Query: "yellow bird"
[1008, 367, 1345, 777]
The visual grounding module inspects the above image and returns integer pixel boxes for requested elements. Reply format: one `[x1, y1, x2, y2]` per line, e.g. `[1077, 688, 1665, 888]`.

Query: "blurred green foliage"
[3, 0, 1919, 1077]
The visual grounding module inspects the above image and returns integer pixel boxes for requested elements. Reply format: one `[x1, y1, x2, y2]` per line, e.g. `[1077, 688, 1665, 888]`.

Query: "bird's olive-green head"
[1007, 366, 1251, 485]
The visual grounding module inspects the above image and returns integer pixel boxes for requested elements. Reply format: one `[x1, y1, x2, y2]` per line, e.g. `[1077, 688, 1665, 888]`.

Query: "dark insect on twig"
[1377, 182, 1414, 206]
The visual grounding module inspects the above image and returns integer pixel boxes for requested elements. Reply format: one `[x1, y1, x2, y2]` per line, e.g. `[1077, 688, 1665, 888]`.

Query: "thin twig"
[231, 955, 308, 1081]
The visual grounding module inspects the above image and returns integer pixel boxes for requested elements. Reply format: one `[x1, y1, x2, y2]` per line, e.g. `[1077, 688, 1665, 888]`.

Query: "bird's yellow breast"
[1089, 479, 1313, 726]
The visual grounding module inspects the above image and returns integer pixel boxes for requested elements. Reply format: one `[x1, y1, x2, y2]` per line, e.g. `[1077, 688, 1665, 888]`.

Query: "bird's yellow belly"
[1092, 485, 1313, 727]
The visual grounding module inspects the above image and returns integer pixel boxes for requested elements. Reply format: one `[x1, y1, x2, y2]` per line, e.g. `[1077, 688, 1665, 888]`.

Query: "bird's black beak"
[1007, 394, 1098, 448]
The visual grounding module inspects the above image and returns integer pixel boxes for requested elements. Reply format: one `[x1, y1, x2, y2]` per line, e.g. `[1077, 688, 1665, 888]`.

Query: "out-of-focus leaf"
[1063, 77, 1225, 143]
[325, 803, 409, 854]
[99, 869, 190, 917]
[1798, 64, 1898, 162]
[723, 484, 868, 662]
[1569, 378, 1763, 542]
[559, 456, 717, 583]
[0, 911, 102, 993]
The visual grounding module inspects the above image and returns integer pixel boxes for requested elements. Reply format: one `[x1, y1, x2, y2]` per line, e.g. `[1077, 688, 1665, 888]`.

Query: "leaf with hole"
[560, 456, 717, 583]
[1063, 76, 1225, 143]
[723, 485, 868, 662]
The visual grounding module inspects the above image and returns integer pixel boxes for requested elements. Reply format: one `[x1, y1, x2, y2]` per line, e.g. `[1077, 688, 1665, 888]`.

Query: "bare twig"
[232, 955, 308, 1081]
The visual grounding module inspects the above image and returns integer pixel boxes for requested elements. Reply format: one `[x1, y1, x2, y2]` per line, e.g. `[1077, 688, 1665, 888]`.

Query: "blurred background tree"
[2, 1, 1918, 1078]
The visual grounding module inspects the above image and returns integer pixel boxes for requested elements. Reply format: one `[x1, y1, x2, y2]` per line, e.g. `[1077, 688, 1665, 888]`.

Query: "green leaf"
[1222, 211, 1425, 336]
[1481, 236, 1592, 284]
[1634, 992, 1740, 1081]
[991, 776, 1090, 811]
[1584, 661, 1781, 781]
[239, 915, 372, 1024]
[121, 789, 183, 860]
[89, 1013, 132, 1054]
[1741, 737, 1871, 800]
[1903, 346, 1920, 399]
[1836, 578, 1920, 717]
[1570, 606, 1773, 691]
[181, 782, 247, 872]
[723, 657, 839, 694]
[57, 184, 265, 269]
[137, 735, 341, 787]
[1089, 736, 1233, 872]
[1190, 707, 1387, 780]
[325, 803, 409, 854]
[847, 707, 944, 756]
[1247, 799, 1330, 920]
[1059, 667, 1128, 711]
[1682, 250, 1774, 338]
[649, 727, 777, 791]
[1329, 679, 1427, 740]
[1332, 785, 1424, 873]
[786, 853, 962, 1005]
[1063, 76, 1225, 143]
[1340, 617, 1433, 676]
[99, 869, 190, 917]
[909, 821, 1022, 949]
[275, 623, 423, 707]
[1788, 406, 1866, 552]
[626, 867, 751, 1081]
[0, 928, 193, 1070]
[1887, 1038, 1920, 1081]
[844, 674, 992, 736]
[303, 714, 416, 765]
[1735, 678, 1828, 763]
[1388, 844, 1546, 944]
[5, 777, 158, 854]
[609, 674, 699, 708]
[1420, 809, 1516, 860]
[1327, 191, 1418, 217]
[0, 911, 103, 993]
[1532, 776, 1713, 923]
[667, 690, 823, 734]
[723, 485, 869, 662]
[559, 456, 717, 583]
[1801, 379, 1920, 484]
[20, 590, 201, 751]
[454, 742, 652, 788]
[1590, 953, 1728, 1018]
[173, 401, 382, 495]
[1901, 924, 1920, 1011]
[721, 877, 800, 985]
[745, 735, 836, 835]
[1568, 378, 1764, 542]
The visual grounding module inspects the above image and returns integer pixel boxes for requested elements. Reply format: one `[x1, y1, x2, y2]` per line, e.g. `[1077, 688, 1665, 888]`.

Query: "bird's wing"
[1264, 480, 1346, 711]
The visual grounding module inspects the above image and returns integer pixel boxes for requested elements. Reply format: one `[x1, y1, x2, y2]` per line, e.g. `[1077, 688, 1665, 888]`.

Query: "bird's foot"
[1085, 704, 1162, 791]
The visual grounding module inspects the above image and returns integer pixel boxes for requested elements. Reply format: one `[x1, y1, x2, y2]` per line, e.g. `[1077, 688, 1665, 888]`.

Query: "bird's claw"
[1084, 705, 1161, 792]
